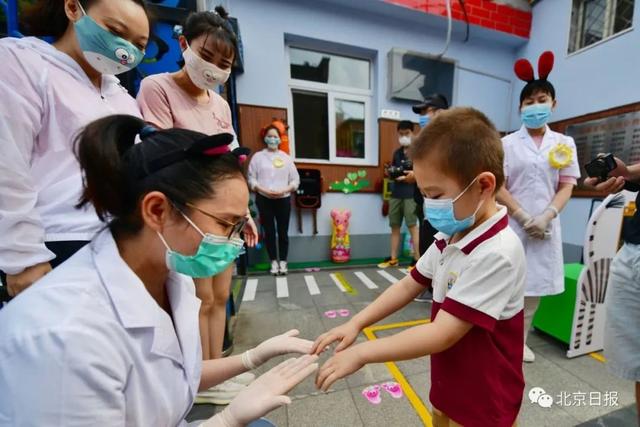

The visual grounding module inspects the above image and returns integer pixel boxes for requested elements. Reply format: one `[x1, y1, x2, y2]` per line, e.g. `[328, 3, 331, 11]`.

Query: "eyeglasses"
[186, 203, 247, 239]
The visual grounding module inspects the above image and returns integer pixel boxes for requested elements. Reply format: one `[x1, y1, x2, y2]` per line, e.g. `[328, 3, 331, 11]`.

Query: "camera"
[386, 159, 413, 180]
[584, 153, 640, 192]
[584, 153, 617, 182]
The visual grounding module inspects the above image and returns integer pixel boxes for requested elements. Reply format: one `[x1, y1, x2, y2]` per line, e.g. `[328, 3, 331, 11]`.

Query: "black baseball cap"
[412, 94, 449, 114]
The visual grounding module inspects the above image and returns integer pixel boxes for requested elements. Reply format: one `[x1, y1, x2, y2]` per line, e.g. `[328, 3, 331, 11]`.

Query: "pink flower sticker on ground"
[381, 382, 403, 399]
[361, 385, 382, 405]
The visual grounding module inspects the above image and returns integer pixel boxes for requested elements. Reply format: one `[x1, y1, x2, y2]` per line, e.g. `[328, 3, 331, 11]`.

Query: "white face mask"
[398, 135, 412, 147]
[182, 45, 231, 90]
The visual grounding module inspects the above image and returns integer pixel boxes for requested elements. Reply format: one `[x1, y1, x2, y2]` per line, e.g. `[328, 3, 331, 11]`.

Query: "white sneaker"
[270, 260, 279, 276]
[279, 261, 288, 275]
[229, 371, 255, 385]
[523, 344, 535, 363]
[195, 380, 246, 405]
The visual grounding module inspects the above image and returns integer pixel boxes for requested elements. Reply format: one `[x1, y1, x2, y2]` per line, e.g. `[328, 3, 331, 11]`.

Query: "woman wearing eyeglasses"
[136, 8, 260, 403]
[0, 115, 317, 426]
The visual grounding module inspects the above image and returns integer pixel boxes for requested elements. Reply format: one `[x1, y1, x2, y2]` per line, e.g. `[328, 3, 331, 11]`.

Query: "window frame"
[568, 0, 635, 55]
[286, 45, 376, 166]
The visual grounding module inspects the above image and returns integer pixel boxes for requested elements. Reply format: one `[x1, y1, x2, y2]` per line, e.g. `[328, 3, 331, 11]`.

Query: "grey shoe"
[278, 261, 288, 275]
[270, 260, 279, 276]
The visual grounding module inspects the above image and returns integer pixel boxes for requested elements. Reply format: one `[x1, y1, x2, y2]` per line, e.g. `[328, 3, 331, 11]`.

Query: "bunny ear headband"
[514, 50, 554, 83]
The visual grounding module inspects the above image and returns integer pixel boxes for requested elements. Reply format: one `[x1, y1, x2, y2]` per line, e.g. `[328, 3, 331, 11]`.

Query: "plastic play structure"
[533, 190, 637, 358]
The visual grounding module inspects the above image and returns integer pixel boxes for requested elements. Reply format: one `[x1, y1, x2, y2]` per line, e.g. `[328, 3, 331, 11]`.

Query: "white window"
[287, 47, 375, 165]
[569, 0, 634, 53]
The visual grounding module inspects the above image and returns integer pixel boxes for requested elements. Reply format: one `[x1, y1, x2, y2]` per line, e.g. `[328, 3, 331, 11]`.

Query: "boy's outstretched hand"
[315, 346, 364, 391]
[310, 321, 360, 355]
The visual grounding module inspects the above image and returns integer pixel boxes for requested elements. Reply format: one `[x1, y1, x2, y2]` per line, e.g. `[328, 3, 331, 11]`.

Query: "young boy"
[311, 107, 525, 427]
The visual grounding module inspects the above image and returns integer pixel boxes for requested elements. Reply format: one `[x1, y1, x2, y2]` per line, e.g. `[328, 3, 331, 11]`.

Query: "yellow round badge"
[272, 156, 284, 168]
[548, 143, 573, 169]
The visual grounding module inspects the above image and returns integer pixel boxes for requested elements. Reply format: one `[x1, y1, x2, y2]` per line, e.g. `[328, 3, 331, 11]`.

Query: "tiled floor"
[187, 267, 638, 427]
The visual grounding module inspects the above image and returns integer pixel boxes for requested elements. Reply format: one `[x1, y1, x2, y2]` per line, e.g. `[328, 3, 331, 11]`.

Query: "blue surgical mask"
[74, 2, 145, 75]
[521, 103, 552, 129]
[157, 212, 244, 278]
[423, 177, 483, 236]
[418, 115, 430, 128]
[264, 136, 280, 150]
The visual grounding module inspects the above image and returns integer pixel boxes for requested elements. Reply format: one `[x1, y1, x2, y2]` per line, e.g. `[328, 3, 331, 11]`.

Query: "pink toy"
[381, 382, 403, 399]
[338, 309, 351, 317]
[361, 385, 382, 405]
[330, 209, 351, 263]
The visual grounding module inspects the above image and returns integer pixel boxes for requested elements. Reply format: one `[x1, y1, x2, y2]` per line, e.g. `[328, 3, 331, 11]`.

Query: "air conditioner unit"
[387, 48, 455, 103]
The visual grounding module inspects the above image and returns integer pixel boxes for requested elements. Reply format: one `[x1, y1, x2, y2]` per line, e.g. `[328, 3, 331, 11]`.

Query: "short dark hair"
[410, 107, 504, 193]
[519, 80, 556, 105]
[397, 120, 414, 131]
[75, 115, 245, 236]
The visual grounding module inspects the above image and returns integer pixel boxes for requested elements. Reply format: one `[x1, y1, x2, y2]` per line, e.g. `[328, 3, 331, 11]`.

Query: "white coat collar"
[90, 229, 202, 396]
[517, 125, 557, 152]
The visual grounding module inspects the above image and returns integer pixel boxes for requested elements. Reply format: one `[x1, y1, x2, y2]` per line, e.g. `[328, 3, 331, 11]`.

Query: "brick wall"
[383, 0, 532, 38]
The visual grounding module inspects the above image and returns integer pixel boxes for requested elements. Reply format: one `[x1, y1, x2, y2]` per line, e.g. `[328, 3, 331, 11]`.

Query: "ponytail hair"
[76, 115, 144, 222]
[75, 115, 246, 236]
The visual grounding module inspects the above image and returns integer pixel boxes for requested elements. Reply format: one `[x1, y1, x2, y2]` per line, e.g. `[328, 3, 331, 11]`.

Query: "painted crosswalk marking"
[399, 268, 408, 275]
[304, 275, 321, 295]
[330, 273, 347, 292]
[242, 278, 259, 302]
[377, 269, 399, 284]
[243, 269, 395, 302]
[354, 271, 378, 289]
[276, 277, 289, 298]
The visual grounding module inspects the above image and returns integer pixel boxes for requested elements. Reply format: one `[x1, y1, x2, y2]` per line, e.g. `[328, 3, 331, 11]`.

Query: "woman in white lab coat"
[498, 52, 580, 363]
[0, 115, 318, 426]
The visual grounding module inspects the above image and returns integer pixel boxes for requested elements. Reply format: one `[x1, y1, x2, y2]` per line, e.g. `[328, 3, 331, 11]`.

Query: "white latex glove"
[512, 208, 532, 228]
[201, 355, 319, 427]
[243, 329, 314, 369]
[524, 208, 556, 240]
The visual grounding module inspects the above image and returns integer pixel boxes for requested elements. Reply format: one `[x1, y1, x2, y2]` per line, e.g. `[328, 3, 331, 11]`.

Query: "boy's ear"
[477, 172, 497, 196]
[551, 99, 558, 110]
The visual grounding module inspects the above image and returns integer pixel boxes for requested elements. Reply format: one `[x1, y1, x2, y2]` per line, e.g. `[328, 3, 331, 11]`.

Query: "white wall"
[286, 193, 389, 237]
